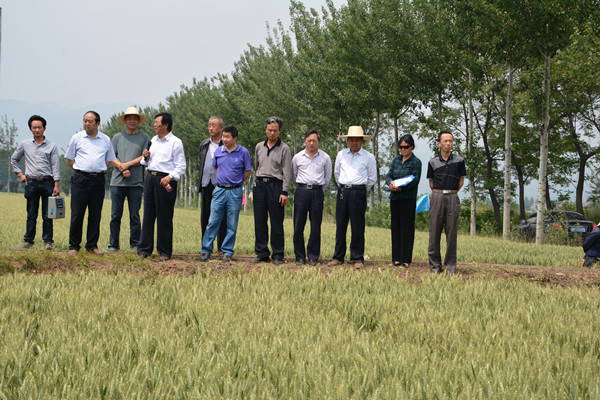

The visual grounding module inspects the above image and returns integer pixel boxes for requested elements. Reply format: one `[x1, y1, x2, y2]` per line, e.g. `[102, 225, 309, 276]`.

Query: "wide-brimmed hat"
[117, 107, 147, 125]
[338, 125, 372, 139]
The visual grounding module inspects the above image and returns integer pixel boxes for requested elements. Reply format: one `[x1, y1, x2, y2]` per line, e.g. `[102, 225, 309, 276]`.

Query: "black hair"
[155, 112, 173, 131]
[398, 134, 415, 148]
[304, 129, 320, 141]
[84, 111, 100, 124]
[28, 115, 47, 129]
[222, 125, 239, 138]
[265, 116, 283, 130]
[438, 130, 453, 141]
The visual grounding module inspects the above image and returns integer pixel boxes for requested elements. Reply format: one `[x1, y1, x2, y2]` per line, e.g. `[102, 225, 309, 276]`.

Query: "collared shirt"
[334, 147, 377, 190]
[202, 139, 220, 187]
[140, 132, 186, 181]
[65, 130, 116, 173]
[254, 138, 292, 193]
[292, 149, 332, 194]
[213, 144, 252, 185]
[385, 153, 422, 200]
[427, 153, 466, 191]
[11, 137, 60, 181]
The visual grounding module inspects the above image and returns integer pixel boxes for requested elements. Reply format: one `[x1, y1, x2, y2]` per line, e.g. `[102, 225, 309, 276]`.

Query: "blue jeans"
[201, 187, 243, 256]
[109, 186, 143, 249]
[24, 179, 54, 243]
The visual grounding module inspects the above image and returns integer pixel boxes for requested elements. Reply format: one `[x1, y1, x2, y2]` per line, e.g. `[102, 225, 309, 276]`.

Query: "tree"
[0, 115, 18, 193]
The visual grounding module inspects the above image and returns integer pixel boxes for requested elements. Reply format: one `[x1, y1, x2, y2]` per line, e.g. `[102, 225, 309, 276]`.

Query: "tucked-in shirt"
[65, 130, 116, 173]
[11, 137, 60, 181]
[140, 132, 186, 181]
[213, 144, 252, 185]
[254, 138, 292, 193]
[292, 149, 332, 194]
[202, 140, 220, 187]
[427, 153, 466, 191]
[385, 153, 422, 200]
[110, 131, 150, 187]
[334, 147, 377, 190]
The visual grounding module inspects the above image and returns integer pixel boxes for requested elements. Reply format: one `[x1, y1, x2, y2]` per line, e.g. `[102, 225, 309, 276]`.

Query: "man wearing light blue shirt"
[328, 126, 377, 269]
[138, 112, 187, 261]
[66, 111, 117, 255]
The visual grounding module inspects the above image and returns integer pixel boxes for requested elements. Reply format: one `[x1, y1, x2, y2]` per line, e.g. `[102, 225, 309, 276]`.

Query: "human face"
[124, 114, 140, 132]
[347, 137, 363, 153]
[399, 140, 413, 157]
[30, 120, 46, 140]
[154, 116, 168, 136]
[265, 122, 280, 142]
[222, 131, 237, 149]
[438, 133, 454, 154]
[83, 112, 99, 136]
[208, 118, 222, 139]
[304, 133, 319, 153]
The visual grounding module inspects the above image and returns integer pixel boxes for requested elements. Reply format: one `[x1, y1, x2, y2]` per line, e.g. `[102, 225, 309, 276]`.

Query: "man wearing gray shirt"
[292, 129, 332, 265]
[108, 107, 150, 252]
[11, 115, 60, 250]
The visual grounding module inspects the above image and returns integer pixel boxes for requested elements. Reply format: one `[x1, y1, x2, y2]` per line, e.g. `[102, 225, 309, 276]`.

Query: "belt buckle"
[443, 190, 451, 194]
[306, 184, 313, 190]
[344, 184, 352, 189]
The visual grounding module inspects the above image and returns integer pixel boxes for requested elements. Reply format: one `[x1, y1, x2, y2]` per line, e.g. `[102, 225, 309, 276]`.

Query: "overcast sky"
[0, 0, 342, 109]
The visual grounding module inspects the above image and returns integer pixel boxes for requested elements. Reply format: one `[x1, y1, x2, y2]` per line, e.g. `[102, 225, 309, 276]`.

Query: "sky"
[0, 0, 342, 109]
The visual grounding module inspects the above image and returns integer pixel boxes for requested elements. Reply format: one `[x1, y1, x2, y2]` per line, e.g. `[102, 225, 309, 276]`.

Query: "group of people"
[11, 108, 469, 273]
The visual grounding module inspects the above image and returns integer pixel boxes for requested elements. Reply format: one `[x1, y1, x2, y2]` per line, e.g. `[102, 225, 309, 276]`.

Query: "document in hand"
[393, 175, 415, 187]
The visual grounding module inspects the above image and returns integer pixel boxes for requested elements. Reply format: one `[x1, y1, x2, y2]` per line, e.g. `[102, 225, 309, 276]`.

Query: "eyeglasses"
[399, 145, 411, 150]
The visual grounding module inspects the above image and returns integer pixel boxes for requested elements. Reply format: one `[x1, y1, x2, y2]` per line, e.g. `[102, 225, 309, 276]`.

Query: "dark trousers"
[293, 187, 324, 262]
[333, 187, 367, 263]
[138, 174, 178, 258]
[69, 172, 105, 251]
[109, 186, 143, 249]
[24, 179, 54, 244]
[428, 192, 460, 274]
[253, 180, 285, 260]
[390, 198, 416, 264]
[200, 182, 226, 253]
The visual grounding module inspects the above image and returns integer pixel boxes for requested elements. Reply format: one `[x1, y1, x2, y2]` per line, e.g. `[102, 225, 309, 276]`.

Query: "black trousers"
[253, 180, 285, 260]
[69, 171, 105, 251]
[390, 198, 416, 263]
[138, 174, 178, 258]
[293, 187, 324, 262]
[200, 182, 226, 252]
[333, 187, 367, 263]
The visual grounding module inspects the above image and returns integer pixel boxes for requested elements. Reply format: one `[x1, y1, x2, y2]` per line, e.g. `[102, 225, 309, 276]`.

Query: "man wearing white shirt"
[138, 112, 187, 261]
[66, 111, 118, 255]
[328, 126, 377, 269]
[292, 129, 332, 265]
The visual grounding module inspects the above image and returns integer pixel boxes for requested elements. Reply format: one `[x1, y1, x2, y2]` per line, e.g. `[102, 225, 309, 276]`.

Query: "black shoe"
[308, 260, 318, 266]
[138, 252, 149, 259]
[159, 255, 170, 262]
[198, 253, 210, 262]
[251, 256, 269, 263]
[296, 259, 305, 266]
[222, 254, 232, 262]
[273, 259, 283, 265]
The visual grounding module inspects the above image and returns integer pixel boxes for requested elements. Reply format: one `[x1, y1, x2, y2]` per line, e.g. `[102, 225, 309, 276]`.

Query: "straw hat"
[338, 125, 372, 139]
[117, 107, 147, 125]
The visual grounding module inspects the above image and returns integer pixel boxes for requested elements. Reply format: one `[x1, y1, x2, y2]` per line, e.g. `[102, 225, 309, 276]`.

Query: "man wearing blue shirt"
[65, 111, 118, 255]
[199, 125, 252, 262]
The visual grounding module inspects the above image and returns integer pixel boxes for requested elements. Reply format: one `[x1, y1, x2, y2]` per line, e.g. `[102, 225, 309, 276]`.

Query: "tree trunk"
[535, 53, 551, 245]
[374, 112, 381, 208]
[502, 61, 514, 239]
[467, 70, 476, 236]
[512, 153, 527, 220]
[393, 115, 399, 157]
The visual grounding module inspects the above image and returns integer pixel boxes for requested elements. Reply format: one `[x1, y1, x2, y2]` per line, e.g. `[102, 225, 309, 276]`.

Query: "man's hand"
[123, 169, 131, 180]
[142, 149, 151, 159]
[52, 182, 60, 196]
[279, 194, 288, 207]
[17, 173, 26, 183]
[160, 175, 172, 188]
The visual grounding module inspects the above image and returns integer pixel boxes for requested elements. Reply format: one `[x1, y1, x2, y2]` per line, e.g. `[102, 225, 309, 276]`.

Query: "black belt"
[432, 189, 458, 195]
[217, 184, 241, 189]
[148, 171, 169, 178]
[27, 176, 53, 182]
[75, 170, 105, 177]
[340, 184, 366, 190]
[256, 177, 281, 183]
[297, 183, 322, 190]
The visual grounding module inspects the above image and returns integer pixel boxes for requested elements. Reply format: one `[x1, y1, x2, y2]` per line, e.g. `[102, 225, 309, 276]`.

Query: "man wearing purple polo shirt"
[198, 125, 252, 262]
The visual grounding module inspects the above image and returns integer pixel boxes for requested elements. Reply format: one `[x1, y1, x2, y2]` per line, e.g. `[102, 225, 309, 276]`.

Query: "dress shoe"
[159, 255, 170, 262]
[15, 242, 33, 250]
[107, 247, 118, 252]
[222, 254, 232, 262]
[251, 256, 269, 263]
[138, 252, 149, 259]
[354, 262, 363, 270]
[89, 248, 104, 255]
[295, 259, 305, 266]
[198, 253, 210, 262]
[327, 259, 342, 267]
[272, 259, 283, 265]
[44, 242, 53, 251]
[308, 260, 318, 266]
[68, 249, 78, 256]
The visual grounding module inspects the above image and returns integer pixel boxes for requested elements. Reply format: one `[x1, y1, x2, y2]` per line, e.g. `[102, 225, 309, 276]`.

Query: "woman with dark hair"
[385, 134, 422, 268]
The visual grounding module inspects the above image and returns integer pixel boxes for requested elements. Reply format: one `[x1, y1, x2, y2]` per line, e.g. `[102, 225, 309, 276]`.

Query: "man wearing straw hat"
[328, 126, 377, 269]
[107, 107, 150, 252]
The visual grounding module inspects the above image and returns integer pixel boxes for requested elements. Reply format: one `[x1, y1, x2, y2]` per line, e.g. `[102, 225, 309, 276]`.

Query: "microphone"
[144, 141, 152, 161]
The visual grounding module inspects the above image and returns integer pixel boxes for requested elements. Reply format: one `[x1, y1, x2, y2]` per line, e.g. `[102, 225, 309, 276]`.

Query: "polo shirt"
[213, 144, 252, 185]
[426, 153, 466, 191]
[254, 138, 292, 193]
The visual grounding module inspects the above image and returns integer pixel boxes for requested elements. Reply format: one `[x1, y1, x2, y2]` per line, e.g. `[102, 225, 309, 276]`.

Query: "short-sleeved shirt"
[254, 138, 292, 193]
[65, 130, 116, 173]
[213, 144, 252, 186]
[292, 149, 332, 194]
[110, 131, 150, 187]
[426, 153, 466, 191]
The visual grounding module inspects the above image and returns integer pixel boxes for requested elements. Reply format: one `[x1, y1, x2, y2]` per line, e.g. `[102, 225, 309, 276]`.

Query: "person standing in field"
[198, 125, 252, 262]
[291, 129, 332, 266]
[252, 116, 292, 265]
[137, 112, 186, 261]
[108, 107, 149, 252]
[198, 116, 227, 254]
[385, 134, 422, 268]
[427, 131, 466, 274]
[11, 115, 61, 250]
[581, 223, 600, 267]
[66, 111, 118, 255]
[327, 126, 377, 269]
